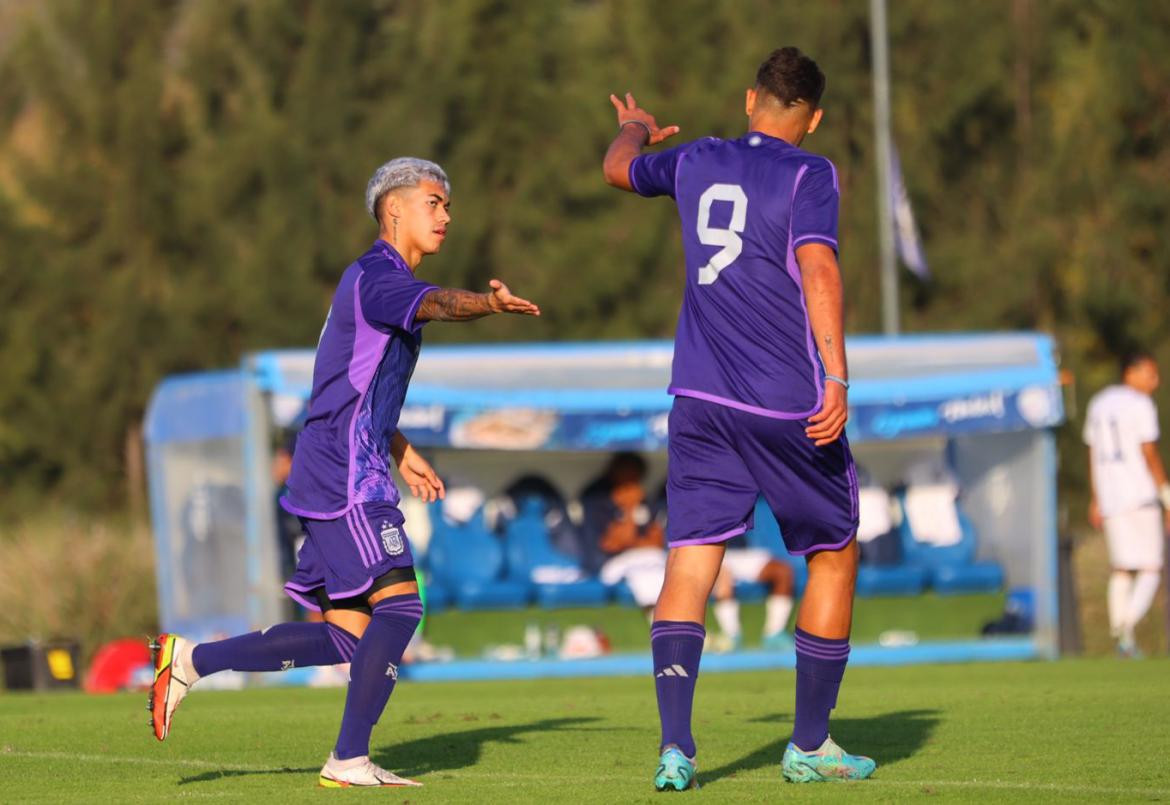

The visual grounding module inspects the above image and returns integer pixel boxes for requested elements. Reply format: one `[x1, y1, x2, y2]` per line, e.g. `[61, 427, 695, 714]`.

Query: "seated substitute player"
[1085, 351, 1169, 658]
[148, 157, 540, 788]
[710, 531, 797, 652]
[603, 47, 874, 788]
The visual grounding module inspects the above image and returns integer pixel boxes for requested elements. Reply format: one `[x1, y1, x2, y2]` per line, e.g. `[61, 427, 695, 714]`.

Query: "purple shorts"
[666, 395, 858, 555]
[284, 501, 415, 611]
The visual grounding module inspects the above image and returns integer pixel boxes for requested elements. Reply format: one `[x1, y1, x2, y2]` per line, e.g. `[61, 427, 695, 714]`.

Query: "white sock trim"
[764, 595, 794, 636]
[1125, 570, 1161, 636]
[713, 599, 741, 639]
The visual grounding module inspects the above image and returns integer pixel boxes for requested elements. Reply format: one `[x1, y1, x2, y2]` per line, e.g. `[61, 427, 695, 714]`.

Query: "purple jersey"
[629, 132, 839, 418]
[282, 241, 437, 519]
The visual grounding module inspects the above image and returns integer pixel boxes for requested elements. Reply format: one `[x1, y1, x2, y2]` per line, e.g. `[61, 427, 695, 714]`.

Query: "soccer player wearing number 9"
[1084, 352, 1170, 658]
[603, 47, 873, 788]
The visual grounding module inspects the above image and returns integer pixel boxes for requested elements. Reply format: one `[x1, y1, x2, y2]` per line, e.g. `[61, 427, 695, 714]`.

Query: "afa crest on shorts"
[380, 521, 404, 556]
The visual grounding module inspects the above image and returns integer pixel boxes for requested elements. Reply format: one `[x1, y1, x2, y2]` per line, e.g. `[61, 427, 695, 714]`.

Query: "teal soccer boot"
[655, 746, 699, 791]
[781, 736, 875, 782]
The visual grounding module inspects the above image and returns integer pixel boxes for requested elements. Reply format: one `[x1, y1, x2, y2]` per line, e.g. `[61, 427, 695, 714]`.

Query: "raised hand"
[487, 279, 541, 316]
[609, 92, 680, 145]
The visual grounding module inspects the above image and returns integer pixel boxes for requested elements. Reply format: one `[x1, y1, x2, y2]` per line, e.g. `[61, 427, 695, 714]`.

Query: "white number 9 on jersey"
[696, 183, 748, 285]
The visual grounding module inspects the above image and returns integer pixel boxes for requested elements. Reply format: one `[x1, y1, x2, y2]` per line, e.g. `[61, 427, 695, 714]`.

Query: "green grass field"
[2, 658, 1168, 802]
[424, 594, 1006, 656]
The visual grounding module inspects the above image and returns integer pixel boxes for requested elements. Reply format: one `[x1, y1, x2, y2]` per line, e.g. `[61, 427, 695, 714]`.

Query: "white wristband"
[1159, 483, 1170, 511]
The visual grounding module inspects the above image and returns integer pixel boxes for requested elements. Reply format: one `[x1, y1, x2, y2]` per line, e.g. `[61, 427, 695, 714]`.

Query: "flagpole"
[871, 0, 899, 335]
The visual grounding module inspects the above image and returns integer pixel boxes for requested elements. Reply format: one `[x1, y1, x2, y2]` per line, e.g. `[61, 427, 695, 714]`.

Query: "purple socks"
[650, 620, 705, 758]
[191, 621, 356, 676]
[792, 627, 850, 751]
[189, 595, 423, 761]
[334, 594, 423, 760]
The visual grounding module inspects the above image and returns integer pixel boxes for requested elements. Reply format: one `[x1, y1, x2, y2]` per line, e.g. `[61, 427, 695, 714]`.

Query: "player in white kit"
[1084, 352, 1169, 657]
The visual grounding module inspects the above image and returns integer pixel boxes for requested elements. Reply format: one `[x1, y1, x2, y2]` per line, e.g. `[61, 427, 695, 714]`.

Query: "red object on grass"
[84, 638, 152, 694]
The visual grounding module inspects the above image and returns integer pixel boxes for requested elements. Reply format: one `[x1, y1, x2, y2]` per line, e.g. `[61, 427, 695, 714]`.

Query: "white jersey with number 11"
[1084, 385, 1159, 518]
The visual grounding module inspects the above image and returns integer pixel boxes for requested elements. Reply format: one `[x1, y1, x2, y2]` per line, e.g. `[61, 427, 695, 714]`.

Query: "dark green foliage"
[0, 0, 1168, 509]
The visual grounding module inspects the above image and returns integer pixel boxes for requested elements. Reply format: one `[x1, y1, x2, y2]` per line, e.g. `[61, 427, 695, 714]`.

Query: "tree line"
[0, 0, 1167, 513]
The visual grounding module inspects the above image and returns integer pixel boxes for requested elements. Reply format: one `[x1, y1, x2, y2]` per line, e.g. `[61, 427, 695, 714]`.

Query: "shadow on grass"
[377, 716, 599, 778]
[178, 716, 599, 785]
[701, 709, 940, 785]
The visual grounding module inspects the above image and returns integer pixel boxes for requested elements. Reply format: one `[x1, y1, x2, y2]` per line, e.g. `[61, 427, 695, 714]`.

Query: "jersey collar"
[372, 239, 411, 272]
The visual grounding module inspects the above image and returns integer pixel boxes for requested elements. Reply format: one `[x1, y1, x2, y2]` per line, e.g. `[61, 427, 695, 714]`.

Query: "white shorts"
[1104, 505, 1165, 570]
[599, 547, 667, 608]
[722, 548, 773, 583]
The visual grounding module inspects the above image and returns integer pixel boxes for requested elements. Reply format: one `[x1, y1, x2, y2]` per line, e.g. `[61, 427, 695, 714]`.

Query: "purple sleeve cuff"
[792, 234, 839, 253]
[627, 156, 644, 195]
[405, 284, 440, 332]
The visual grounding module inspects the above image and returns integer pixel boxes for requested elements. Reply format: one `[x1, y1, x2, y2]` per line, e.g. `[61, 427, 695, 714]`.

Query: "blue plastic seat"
[421, 578, 450, 614]
[929, 562, 1004, 595]
[897, 496, 977, 567]
[427, 507, 530, 610]
[896, 492, 1004, 594]
[504, 497, 609, 609]
[733, 581, 768, 603]
[855, 565, 928, 597]
[611, 581, 638, 607]
[535, 580, 610, 608]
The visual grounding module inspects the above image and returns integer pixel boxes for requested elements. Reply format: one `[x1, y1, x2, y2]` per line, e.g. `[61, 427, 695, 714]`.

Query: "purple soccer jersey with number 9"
[629, 132, 839, 418]
[631, 133, 857, 552]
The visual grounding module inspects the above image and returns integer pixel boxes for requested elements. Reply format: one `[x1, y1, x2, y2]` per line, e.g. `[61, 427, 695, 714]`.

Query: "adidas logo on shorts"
[656, 664, 689, 678]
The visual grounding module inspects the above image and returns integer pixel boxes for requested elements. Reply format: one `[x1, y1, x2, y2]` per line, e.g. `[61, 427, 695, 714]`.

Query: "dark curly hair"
[1121, 350, 1156, 376]
[755, 47, 826, 109]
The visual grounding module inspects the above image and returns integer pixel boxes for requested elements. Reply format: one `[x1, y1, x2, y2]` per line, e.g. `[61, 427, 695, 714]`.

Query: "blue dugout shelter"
[144, 332, 1065, 679]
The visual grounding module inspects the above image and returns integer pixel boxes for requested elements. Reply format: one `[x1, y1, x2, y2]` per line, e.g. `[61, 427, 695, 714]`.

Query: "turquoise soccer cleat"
[781, 736, 875, 782]
[761, 630, 795, 651]
[654, 746, 699, 791]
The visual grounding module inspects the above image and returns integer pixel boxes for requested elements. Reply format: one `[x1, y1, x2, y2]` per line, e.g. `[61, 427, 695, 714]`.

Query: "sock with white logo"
[650, 620, 705, 758]
[191, 622, 356, 676]
[334, 594, 423, 760]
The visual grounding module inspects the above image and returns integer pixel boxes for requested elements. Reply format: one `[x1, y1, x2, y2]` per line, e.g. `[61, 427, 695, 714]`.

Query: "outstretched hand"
[487, 279, 541, 316]
[609, 92, 680, 145]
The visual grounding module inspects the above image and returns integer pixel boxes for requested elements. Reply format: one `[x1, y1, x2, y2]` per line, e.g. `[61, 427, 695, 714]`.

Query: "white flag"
[889, 144, 929, 279]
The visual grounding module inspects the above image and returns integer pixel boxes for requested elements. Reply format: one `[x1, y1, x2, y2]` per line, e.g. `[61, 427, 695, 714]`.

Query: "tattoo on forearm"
[417, 288, 493, 322]
[823, 335, 834, 351]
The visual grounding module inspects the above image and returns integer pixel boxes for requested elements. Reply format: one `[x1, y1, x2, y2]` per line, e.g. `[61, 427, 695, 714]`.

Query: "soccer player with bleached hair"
[148, 157, 539, 788]
[603, 47, 874, 788]
[1085, 351, 1169, 658]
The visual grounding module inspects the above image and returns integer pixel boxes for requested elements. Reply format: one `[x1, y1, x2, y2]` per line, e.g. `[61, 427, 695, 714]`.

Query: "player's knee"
[806, 538, 859, 581]
[324, 609, 369, 640]
[369, 589, 424, 631]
